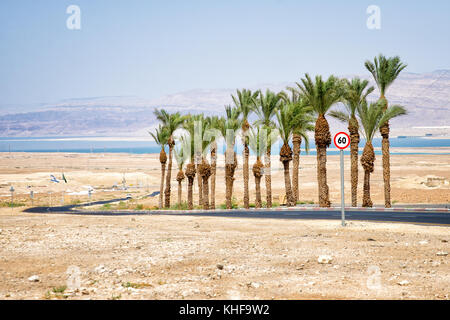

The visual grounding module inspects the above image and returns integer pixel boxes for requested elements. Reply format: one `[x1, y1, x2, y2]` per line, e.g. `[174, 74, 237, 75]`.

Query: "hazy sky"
[1, 0, 449, 108]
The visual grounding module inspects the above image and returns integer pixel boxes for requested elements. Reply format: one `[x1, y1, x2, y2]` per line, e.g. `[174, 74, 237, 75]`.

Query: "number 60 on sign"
[334, 132, 350, 150]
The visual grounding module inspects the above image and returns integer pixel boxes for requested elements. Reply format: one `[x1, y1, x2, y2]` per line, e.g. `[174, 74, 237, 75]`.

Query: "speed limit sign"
[334, 132, 350, 227]
[334, 132, 350, 150]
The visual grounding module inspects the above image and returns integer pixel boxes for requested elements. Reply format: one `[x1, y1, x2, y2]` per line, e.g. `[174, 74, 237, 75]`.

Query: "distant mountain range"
[1, 70, 449, 137]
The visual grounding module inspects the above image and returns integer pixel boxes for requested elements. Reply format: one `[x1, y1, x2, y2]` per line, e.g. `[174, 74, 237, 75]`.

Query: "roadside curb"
[138, 206, 450, 214]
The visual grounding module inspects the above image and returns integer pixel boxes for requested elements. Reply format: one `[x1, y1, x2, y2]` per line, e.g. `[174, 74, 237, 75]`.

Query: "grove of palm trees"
[151, 54, 407, 209]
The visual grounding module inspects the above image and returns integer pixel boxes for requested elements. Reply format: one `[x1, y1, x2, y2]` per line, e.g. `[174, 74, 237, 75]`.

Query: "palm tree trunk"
[264, 148, 272, 208]
[255, 176, 261, 208]
[315, 115, 331, 207]
[225, 149, 237, 209]
[159, 164, 166, 209]
[380, 95, 391, 208]
[178, 180, 182, 205]
[176, 170, 185, 206]
[164, 144, 173, 208]
[158, 148, 167, 209]
[231, 152, 237, 202]
[362, 170, 373, 207]
[225, 174, 232, 209]
[283, 161, 295, 206]
[243, 143, 250, 209]
[210, 141, 217, 209]
[200, 158, 211, 210]
[187, 178, 194, 210]
[202, 177, 209, 209]
[225, 172, 233, 209]
[349, 117, 360, 207]
[253, 157, 263, 209]
[292, 134, 301, 203]
[316, 147, 330, 207]
[380, 121, 391, 208]
[280, 143, 295, 207]
[361, 142, 375, 208]
[225, 148, 232, 209]
[185, 163, 196, 210]
[197, 164, 203, 207]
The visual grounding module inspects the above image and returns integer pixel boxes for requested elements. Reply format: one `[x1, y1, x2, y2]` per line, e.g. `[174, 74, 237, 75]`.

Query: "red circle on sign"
[334, 132, 351, 150]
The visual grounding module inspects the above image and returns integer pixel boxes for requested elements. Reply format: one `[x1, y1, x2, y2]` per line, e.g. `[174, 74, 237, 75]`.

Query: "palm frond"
[174, 136, 190, 169]
[365, 54, 407, 96]
[357, 100, 406, 142]
[149, 125, 169, 146]
[294, 74, 343, 116]
[252, 89, 282, 130]
[231, 89, 259, 121]
[378, 105, 407, 128]
[153, 109, 186, 142]
[329, 110, 350, 123]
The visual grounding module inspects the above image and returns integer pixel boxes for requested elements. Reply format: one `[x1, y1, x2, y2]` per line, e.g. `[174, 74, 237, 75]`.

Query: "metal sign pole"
[334, 131, 350, 227]
[340, 149, 346, 226]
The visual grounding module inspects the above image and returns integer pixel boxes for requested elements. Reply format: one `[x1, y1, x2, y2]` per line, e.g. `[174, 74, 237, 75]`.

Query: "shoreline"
[1, 147, 450, 155]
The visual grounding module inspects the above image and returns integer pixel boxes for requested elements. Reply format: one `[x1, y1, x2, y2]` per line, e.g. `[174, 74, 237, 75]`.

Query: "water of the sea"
[0, 136, 449, 155]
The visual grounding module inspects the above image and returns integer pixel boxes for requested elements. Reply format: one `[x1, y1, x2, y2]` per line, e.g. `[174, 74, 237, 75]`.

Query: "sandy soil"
[0, 152, 449, 208]
[0, 208, 448, 300]
[0, 152, 448, 300]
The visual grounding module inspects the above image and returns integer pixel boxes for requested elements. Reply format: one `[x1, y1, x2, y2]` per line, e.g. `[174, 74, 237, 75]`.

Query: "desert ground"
[0, 152, 449, 300]
[0, 208, 448, 300]
[0, 152, 449, 209]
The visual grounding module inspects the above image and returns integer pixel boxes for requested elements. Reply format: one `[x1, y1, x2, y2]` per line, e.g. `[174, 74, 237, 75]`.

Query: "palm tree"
[182, 115, 198, 210]
[330, 78, 374, 207]
[149, 125, 169, 209]
[295, 74, 343, 207]
[197, 119, 213, 210]
[253, 89, 282, 208]
[357, 100, 406, 207]
[279, 89, 314, 203]
[183, 114, 211, 209]
[365, 55, 407, 208]
[174, 137, 189, 206]
[182, 114, 212, 209]
[193, 115, 206, 207]
[248, 126, 265, 208]
[218, 105, 242, 209]
[153, 109, 185, 208]
[182, 114, 206, 207]
[232, 89, 259, 209]
[205, 116, 223, 209]
[276, 101, 296, 206]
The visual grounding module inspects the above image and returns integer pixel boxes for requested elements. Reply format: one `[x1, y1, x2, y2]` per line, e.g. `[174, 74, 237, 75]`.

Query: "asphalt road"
[160, 209, 450, 226]
[24, 203, 450, 226]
